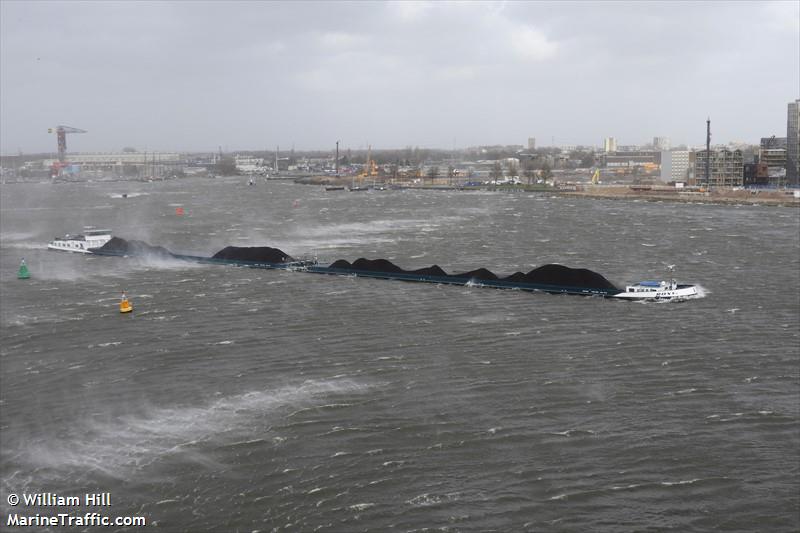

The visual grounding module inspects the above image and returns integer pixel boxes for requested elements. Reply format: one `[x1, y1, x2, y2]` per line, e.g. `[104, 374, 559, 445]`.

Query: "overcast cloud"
[1, 0, 798, 154]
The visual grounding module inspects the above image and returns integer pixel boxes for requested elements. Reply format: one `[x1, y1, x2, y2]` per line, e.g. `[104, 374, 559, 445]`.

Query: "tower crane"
[48, 125, 86, 162]
[48, 125, 86, 178]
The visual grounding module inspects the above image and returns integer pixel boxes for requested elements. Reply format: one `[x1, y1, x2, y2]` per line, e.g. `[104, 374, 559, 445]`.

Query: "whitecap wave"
[15, 378, 369, 480]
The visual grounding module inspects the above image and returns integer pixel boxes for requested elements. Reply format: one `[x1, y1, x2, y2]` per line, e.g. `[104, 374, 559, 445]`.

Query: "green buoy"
[17, 258, 30, 280]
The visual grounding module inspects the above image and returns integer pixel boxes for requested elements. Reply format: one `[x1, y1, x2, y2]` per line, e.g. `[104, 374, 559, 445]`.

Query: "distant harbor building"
[653, 137, 670, 151]
[759, 137, 787, 185]
[602, 150, 661, 169]
[55, 152, 181, 166]
[603, 137, 617, 153]
[787, 99, 800, 186]
[694, 148, 743, 187]
[527, 137, 536, 150]
[44, 152, 182, 178]
[660, 150, 692, 182]
[743, 162, 770, 187]
[234, 155, 266, 174]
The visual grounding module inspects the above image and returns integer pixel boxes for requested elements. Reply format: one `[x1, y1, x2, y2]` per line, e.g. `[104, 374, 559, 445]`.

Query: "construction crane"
[591, 168, 600, 185]
[359, 144, 378, 179]
[48, 125, 86, 162]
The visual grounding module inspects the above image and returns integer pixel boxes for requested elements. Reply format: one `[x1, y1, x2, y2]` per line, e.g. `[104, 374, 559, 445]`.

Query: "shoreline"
[296, 176, 800, 208]
[558, 188, 800, 207]
[3, 175, 797, 208]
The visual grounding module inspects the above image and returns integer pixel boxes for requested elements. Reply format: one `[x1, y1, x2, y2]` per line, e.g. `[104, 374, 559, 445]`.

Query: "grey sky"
[1, 0, 798, 155]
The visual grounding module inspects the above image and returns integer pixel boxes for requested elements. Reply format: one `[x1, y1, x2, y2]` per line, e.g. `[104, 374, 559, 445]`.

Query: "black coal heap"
[520, 264, 618, 290]
[411, 265, 449, 277]
[326, 257, 618, 290]
[93, 237, 175, 258]
[350, 258, 405, 273]
[212, 246, 294, 263]
[454, 268, 499, 281]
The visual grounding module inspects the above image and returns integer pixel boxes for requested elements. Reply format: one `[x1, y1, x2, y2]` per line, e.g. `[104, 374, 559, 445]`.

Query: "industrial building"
[693, 149, 743, 187]
[45, 152, 183, 178]
[601, 150, 661, 169]
[234, 155, 268, 174]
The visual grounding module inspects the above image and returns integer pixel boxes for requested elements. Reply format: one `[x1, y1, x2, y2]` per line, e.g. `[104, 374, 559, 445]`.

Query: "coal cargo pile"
[329, 258, 447, 277]
[350, 258, 406, 274]
[325, 257, 616, 290]
[93, 237, 175, 258]
[453, 268, 499, 281]
[329, 259, 354, 269]
[411, 265, 449, 277]
[212, 246, 294, 263]
[501, 272, 530, 283]
[518, 264, 618, 290]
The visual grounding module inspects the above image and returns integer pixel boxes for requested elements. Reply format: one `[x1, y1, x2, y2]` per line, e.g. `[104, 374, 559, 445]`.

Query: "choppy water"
[1, 178, 798, 532]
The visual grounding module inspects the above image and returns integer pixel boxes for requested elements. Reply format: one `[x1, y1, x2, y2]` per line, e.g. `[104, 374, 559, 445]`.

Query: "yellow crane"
[591, 168, 600, 185]
[359, 145, 378, 179]
[359, 145, 371, 179]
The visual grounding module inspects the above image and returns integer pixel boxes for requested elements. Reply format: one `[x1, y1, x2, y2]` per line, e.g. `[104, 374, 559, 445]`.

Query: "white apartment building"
[660, 150, 692, 182]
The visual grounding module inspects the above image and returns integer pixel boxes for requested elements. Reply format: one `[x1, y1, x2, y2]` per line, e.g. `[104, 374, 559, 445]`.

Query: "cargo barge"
[88, 239, 697, 301]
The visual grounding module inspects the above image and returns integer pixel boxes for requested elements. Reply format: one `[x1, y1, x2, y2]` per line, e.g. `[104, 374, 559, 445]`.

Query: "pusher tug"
[48, 228, 112, 253]
[613, 270, 699, 301]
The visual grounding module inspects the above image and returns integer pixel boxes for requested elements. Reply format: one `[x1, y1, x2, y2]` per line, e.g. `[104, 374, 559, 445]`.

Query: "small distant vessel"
[119, 292, 133, 313]
[349, 173, 369, 192]
[248, 177, 255, 186]
[613, 279, 698, 301]
[325, 186, 345, 191]
[17, 258, 30, 279]
[47, 228, 112, 253]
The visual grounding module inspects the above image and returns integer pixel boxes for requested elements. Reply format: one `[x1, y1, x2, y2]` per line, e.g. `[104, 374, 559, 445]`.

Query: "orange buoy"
[119, 291, 133, 314]
[175, 206, 185, 216]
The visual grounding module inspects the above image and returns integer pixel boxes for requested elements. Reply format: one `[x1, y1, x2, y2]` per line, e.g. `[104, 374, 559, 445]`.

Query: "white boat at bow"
[47, 228, 112, 253]
[613, 279, 698, 301]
